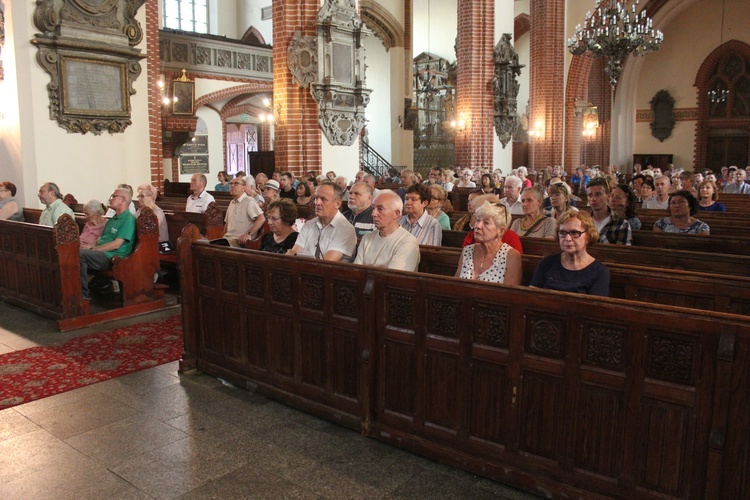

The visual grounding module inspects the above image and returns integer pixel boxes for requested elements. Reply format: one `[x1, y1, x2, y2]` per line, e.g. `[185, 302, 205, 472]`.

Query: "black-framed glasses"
[558, 230, 584, 239]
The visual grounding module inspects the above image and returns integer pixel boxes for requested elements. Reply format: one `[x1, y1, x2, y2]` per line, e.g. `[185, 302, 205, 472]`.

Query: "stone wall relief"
[31, 0, 146, 135]
[493, 33, 525, 148]
[287, 0, 371, 146]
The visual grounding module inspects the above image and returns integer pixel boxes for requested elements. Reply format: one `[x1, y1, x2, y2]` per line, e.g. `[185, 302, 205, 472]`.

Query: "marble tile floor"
[0, 301, 537, 499]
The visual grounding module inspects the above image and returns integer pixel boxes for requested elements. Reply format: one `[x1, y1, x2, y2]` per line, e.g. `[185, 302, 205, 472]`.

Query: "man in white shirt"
[642, 175, 670, 209]
[500, 175, 524, 215]
[185, 173, 215, 213]
[355, 190, 420, 271]
[217, 178, 265, 247]
[287, 182, 357, 262]
[723, 167, 750, 194]
[399, 183, 442, 246]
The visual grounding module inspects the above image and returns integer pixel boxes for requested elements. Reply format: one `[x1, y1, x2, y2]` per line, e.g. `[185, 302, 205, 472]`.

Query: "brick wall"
[145, 0, 163, 190]
[273, 0, 321, 176]
[529, 0, 565, 169]
[455, 0, 494, 171]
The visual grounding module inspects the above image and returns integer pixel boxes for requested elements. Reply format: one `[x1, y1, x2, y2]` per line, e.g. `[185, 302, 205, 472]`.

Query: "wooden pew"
[0, 214, 87, 321]
[441, 231, 750, 276]
[418, 245, 750, 314]
[103, 207, 164, 307]
[176, 231, 750, 498]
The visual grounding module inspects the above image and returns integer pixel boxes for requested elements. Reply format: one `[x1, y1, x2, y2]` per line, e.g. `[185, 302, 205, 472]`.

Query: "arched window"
[706, 52, 750, 118]
[163, 0, 208, 34]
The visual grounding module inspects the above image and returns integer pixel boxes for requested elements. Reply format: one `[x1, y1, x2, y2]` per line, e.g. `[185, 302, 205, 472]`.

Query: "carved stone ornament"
[31, 0, 146, 135]
[288, 0, 372, 146]
[650, 89, 676, 143]
[492, 33, 525, 148]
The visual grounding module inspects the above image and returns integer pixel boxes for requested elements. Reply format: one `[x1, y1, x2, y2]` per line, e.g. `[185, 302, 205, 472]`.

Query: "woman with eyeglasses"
[510, 186, 555, 238]
[427, 185, 451, 230]
[260, 199, 299, 253]
[529, 210, 610, 296]
[608, 184, 641, 230]
[0, 181, 24, 221]
[455, 202, 522, 285]
[653, 190, 710, 234]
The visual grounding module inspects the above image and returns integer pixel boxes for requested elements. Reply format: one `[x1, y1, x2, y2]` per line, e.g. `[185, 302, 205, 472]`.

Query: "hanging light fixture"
[568, 0, 664, 88]
[707, 0, 729, 104]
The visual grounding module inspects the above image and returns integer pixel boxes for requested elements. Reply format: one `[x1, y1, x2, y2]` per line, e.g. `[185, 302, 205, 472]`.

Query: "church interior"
[1, 0, 750, 498]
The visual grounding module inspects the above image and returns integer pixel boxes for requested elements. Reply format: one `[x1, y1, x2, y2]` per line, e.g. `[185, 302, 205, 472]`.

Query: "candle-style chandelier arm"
[567, 0, 664, 88]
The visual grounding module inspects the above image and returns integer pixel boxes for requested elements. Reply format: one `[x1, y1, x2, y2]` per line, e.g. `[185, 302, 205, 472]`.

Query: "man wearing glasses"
[287, 181, 357, 262]
[79, 188, 136, 299]
[212, 178, 265, 247]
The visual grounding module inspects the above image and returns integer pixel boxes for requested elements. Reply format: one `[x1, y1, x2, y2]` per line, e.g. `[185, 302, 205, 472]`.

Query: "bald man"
[354, 190, 420, 271]
[79, 188, 137, 299]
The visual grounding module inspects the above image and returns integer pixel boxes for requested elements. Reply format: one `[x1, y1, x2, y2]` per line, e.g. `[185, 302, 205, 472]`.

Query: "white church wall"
[3, 1, 151, 206]
[634, 0, 750, 170]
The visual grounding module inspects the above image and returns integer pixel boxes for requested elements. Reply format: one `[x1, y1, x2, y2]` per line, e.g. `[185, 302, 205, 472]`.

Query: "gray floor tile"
[0, 446, 150, 500]
[0, 408, 40, 443]
[20, 391, 140, 440]
[65, 414, 188, 468]
[111, 436, 249, 499]
[0, 428, 83, 485]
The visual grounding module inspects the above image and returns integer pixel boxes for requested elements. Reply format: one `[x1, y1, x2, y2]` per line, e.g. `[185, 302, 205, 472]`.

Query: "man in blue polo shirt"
[79, 188, 136, 299]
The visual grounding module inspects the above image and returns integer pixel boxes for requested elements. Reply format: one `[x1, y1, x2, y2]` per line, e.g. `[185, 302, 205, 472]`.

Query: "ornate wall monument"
[650, 90, 676, 143]
[288, 0, 372, 146]
[493, 33, 524, 148]
[31, 0, 146, 135]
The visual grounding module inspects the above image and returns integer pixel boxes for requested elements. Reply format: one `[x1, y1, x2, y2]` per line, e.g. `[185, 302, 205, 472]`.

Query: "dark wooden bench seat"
[440, 230, 750, 276]
[0, 214, 86, 321]
[176, 226, 750, 499]
[418, 245, 750, 314]
[6, 209, 168, 331]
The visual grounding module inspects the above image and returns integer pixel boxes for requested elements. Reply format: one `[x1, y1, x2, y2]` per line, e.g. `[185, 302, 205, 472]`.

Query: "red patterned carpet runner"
[0, 315, 182, 409]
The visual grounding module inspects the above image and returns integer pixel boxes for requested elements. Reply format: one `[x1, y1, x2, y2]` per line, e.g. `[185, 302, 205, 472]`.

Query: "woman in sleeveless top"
[0, 181, 24, 221]
[455, 202, 522, 285]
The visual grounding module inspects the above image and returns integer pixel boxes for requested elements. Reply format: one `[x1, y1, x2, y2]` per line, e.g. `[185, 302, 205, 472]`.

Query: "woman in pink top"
[79, 200, 107, 249]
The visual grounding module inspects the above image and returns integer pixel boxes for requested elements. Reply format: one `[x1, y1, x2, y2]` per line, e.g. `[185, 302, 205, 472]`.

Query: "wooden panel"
[519, 372, 566, 461]
[468, 361, 512, 445]
[270, 313, 295, 378]
[574, 385, 627, 476]
[331, 327, 359, 400]
[381, 340, 417, 420]
[423, 352, 459, 434]
[299, 320, 327, 390]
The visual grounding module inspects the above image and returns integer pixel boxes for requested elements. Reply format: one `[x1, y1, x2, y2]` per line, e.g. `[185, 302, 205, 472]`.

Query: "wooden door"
[706, 136, 749, 172]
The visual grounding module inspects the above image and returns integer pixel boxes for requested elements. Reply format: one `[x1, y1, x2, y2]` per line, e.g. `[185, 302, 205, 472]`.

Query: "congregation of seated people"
[4, 161, 748, 304]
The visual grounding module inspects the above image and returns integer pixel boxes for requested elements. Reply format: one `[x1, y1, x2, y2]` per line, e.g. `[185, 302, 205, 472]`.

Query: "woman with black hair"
[653, 190, 710, 234]
[609, 184, 641, 230]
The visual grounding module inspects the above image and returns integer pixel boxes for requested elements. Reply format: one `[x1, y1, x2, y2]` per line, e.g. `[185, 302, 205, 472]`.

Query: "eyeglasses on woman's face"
[558, 229, 584, 239]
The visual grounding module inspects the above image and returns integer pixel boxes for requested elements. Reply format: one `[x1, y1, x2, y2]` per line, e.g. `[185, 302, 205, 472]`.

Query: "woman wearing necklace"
[455, 203, 522, 285]
[510, 187, 556, 238]
[653, 190, 710, 234]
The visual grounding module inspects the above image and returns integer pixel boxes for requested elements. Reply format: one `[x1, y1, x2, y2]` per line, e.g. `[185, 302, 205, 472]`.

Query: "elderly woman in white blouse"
[455, 202, 522, 284]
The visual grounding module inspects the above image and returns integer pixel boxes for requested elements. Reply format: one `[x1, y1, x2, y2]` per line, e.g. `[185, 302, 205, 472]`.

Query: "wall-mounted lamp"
[527, 120, 544, 139]
[574, 99, 598, 138]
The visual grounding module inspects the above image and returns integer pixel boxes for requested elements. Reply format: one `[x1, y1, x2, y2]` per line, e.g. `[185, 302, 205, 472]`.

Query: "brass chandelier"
[568, 0, 664, 88]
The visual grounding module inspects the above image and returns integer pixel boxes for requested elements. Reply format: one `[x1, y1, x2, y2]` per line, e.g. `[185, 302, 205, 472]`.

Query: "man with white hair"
[354, 190, 420, 271]
[186, 173, 215, 213]
[643, 175, 670, 209]
[362, 173, 381, 199]
[335, 175, 349, 202]
[500, 175, 524, 215]
[213, 177, 265, 247]
[456, 168, 476, 188]
[722, 167, 750, 194]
